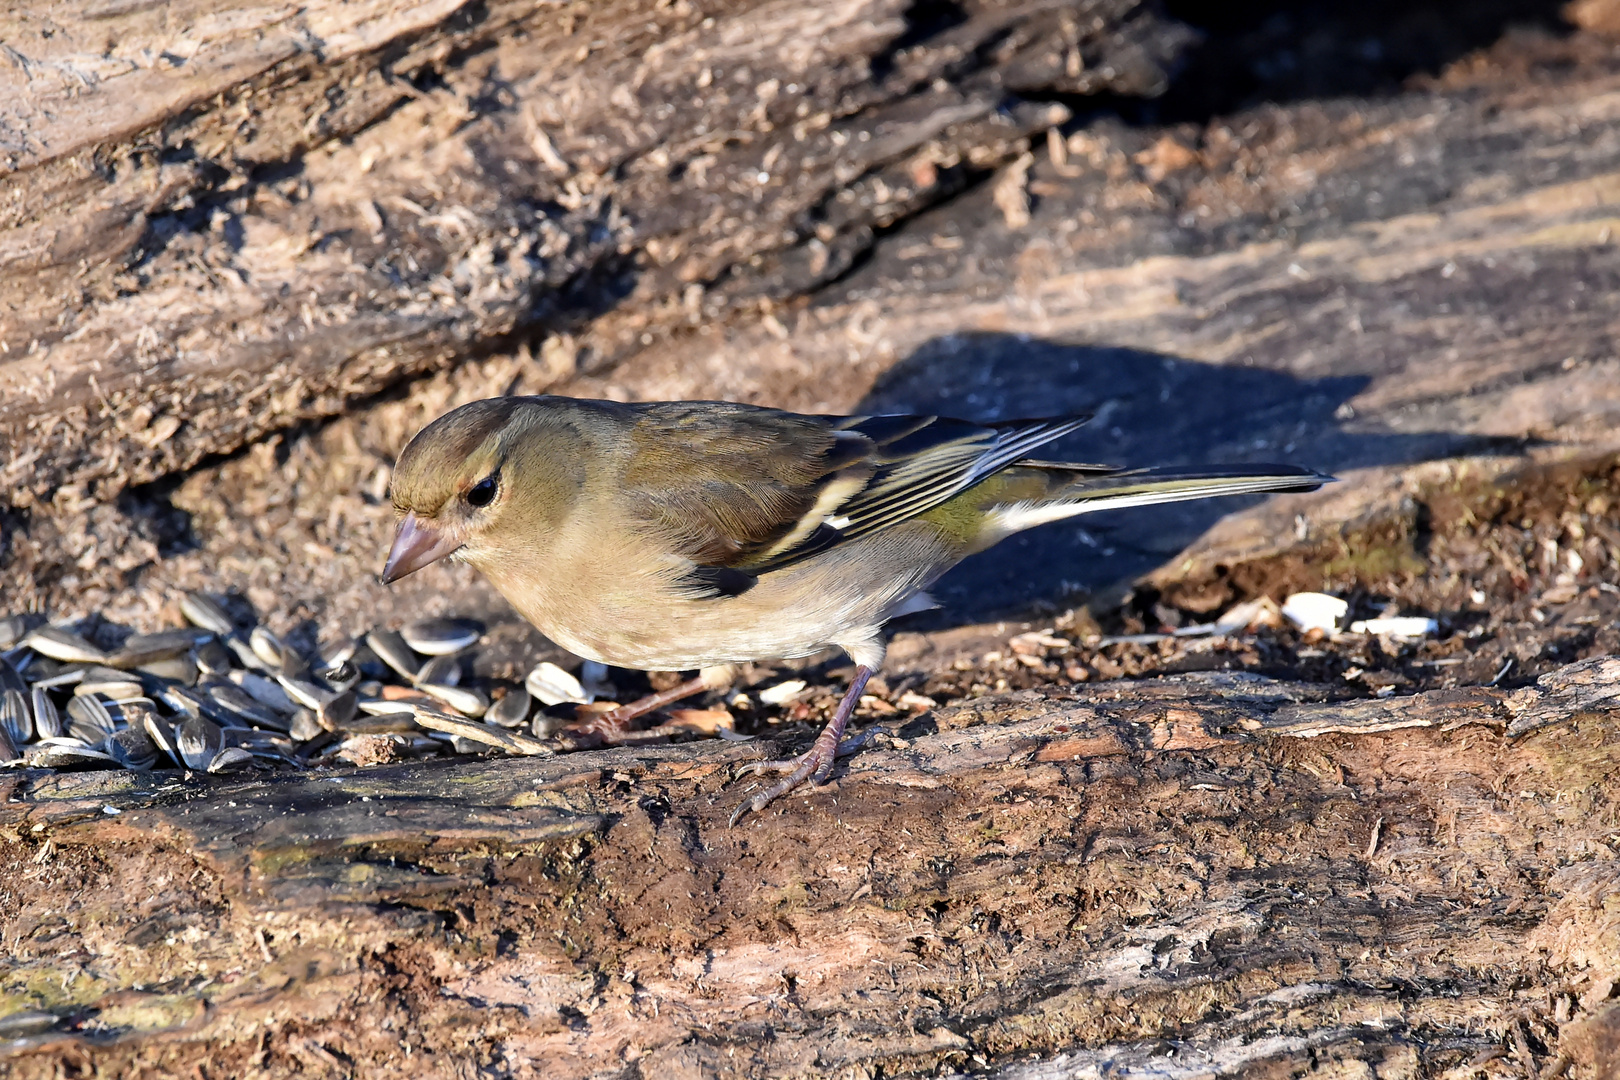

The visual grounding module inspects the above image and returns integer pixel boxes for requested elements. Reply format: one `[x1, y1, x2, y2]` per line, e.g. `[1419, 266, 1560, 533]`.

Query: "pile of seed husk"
[0, 593, 612, 773]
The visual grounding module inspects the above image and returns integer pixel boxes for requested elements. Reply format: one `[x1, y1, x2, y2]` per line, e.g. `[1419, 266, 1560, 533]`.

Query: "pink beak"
[381, 513, 464, 583]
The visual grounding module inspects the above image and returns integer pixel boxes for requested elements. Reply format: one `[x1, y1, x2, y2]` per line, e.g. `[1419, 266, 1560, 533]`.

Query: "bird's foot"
[555, 706, 635, 749]
[556, 673, 711, 748]
[728, 665, 874, 825]
[733, 728, 878, 781]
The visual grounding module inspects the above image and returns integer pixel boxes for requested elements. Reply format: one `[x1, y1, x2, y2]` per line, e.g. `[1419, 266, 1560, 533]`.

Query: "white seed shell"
[23, 627, 109, 664]
[526, 662, 591, 706]
[757, 679, 808, 706]
[1348, 616, 1438, 639]
[180, 592, 236, 636]
[249, 627, 285, 670]
[401, 618, 482, 656]
[417, 681, 489, 718]
[1280, 592, 1348, 633]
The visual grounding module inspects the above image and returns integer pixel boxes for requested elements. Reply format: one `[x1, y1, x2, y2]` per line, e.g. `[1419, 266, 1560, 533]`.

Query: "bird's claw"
[727, 728, 879, 825]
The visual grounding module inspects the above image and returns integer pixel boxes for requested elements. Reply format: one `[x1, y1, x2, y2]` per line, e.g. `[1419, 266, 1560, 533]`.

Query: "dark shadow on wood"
[1053, 0, 1574, 126]
[859, 333, 1519, 624]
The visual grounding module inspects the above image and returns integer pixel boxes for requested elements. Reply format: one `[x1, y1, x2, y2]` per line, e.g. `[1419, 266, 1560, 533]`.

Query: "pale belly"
[486, 524, 959, 672]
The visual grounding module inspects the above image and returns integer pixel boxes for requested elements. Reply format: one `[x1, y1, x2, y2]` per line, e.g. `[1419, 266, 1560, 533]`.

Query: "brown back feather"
[621, 402, 870, 566]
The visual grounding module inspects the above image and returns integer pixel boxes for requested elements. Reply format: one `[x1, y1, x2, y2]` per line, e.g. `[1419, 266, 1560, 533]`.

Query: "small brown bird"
[383, 395, 1329, 821]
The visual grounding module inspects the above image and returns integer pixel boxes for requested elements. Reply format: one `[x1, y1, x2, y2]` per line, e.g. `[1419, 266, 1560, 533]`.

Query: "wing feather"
[618, 402, 1092, 583]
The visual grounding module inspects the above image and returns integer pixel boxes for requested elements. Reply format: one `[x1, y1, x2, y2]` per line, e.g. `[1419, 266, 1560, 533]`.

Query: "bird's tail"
[968, 461, 1332, 544]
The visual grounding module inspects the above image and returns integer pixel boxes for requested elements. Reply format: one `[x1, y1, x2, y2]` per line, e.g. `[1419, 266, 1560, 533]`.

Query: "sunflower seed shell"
[27, 668, 84, 691]
[136, 654, 199, 685]
[110, 629, 204, 667]
[230, 670, 298, 713]
[401, 618, 483, 656]
[316, 690, 359, 731]
[248, 627, 285, 670]
[29, 744, 115, 769]
[193, 638, 233, 675]
[486, 686, 532, 729]
[65, 694, 116, 735]
[176, 716, 223, 770]
[276, 674, 333, 710]
[417, 681, 488, 718]
[531, 712, 566, 739]
[180, 592, 236, 636]
[0, 615, 36, 651]
[1, 689, 31, 745]
[526, 662, 591, 706]
[365, 630, 420, 680]
[206, 747, 255, 774]
[30, 688, 61, 739]
[334, 711, 419, 735]
[208, 683, 289, 730]
[0, 657, 27, 695]
[75, 677, 143, 701]
[224, 635, 269, 672]
[317, 661, 360, 694]
[288, 708, 323, 743]
[103, 727, 159, 771]
[143, 712, 179, 763]
[318, 635, 357, 668]
[415, 654, 461, 687]
[23, 627, 108, 664]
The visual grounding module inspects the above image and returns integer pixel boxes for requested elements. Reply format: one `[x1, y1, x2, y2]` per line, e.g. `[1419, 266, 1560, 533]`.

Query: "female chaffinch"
[383, 395, 1328, 821]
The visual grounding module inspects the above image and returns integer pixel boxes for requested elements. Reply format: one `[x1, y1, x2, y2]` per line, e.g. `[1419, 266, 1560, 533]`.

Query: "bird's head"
[381, 396, 580, 583]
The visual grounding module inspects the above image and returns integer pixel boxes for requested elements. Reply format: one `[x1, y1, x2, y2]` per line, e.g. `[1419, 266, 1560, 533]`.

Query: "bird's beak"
[381, 512, 463, 584]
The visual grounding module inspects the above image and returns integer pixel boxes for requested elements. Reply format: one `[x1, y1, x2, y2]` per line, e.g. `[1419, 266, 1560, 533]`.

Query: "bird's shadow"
[857, 332, 1516, 626]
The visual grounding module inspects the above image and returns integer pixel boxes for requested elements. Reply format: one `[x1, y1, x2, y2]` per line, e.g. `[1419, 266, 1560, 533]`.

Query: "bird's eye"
[466, 475, 498, 507]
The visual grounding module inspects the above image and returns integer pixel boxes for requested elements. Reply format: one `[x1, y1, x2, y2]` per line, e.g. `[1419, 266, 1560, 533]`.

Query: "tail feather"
[981, 463, 1332, 537]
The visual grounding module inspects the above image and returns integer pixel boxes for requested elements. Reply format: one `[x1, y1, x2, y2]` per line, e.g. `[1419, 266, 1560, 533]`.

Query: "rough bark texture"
[4, 659, 1620, 1079]
[5, 2, 1620, 1078]
[0, 0, 1184, 508]
[7, 10, 1620, 639]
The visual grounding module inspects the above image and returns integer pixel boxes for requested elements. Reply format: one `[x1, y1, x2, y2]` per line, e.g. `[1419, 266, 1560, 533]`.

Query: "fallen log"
[3, 657, 1619, 1077]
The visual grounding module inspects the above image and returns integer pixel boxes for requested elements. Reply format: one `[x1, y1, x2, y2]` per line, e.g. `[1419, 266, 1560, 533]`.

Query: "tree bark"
[3, 658, 1619, 1077]
[0, 0, 1188, 509]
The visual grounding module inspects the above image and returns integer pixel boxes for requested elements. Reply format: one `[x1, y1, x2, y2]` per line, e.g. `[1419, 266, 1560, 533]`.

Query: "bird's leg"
[729, 665, 873, 824]
[564, 674, 711, 743]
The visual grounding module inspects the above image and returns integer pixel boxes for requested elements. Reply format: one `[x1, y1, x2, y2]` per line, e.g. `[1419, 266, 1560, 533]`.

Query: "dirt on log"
[3, 658, 1620, 1078]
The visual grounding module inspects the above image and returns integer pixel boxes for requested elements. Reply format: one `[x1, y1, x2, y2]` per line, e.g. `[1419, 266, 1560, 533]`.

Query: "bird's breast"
[475, 519, 962, 671]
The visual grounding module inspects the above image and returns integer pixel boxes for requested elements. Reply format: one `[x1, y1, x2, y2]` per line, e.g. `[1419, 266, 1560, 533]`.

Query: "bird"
[381, 395, 1330, 822]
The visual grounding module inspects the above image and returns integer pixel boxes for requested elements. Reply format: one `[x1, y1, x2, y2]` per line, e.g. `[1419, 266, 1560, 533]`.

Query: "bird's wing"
[621, 403, 1091, 592]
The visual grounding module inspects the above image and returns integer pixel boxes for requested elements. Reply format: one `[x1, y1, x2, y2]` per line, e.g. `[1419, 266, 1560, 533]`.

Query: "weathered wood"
[9, 26, 1620, 639]
[0, 0, 1187, 508]
[2, 658, 1617, 1076]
